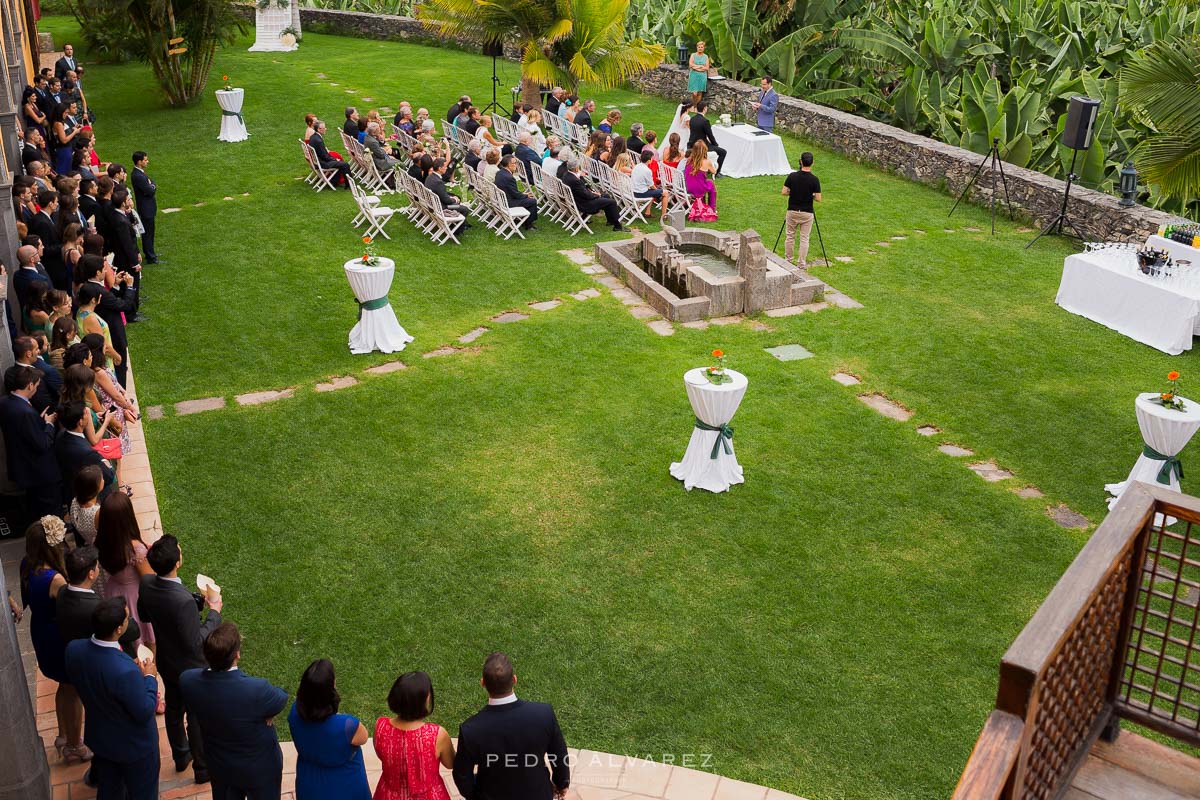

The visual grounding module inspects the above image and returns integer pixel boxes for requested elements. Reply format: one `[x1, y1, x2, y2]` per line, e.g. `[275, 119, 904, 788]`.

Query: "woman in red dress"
[373, 671, 455, 800]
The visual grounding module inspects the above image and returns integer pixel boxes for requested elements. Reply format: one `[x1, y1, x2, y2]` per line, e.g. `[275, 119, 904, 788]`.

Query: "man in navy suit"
[453, 652, 570, 800]
[496, 156, 538, 230]
[130, 151, 160, 264]
[54, 401, 115, 505]
[0, 365, 60, 516]
[13, 244, 51, 321]
[14, 336, 60, 412]
[513, 133, 543, 182]
[65, 597, 161, 800]
[180, 622, 289, 800]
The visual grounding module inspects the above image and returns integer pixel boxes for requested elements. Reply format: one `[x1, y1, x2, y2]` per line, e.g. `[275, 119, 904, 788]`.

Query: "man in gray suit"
[363, 122, 399, 188]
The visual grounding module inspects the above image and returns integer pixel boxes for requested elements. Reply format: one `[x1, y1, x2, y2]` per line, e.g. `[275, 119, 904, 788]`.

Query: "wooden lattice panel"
[1117, 517, 1200, 739]
[1021, 554, 1132, 799]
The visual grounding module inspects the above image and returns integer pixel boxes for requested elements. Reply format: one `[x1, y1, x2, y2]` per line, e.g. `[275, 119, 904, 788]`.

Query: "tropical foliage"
[61, 0, 246, 106]
[628, 0, 1200, 211]
[301, 0, 416, 14]
[417, 0, 663, 104]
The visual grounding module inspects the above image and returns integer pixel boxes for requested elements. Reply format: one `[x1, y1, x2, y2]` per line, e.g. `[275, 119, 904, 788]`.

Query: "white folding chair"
[300, 140, 338, 192]
[349, 179, 398, 239]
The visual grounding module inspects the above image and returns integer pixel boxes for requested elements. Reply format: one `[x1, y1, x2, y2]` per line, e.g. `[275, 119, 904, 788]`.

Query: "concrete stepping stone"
[765, 302, 827, 318]
[595, 275, 623, 289]
[1016, 227, 1034, 233]
[825, 291, 863, 310]
[831, 372, 860, 386]
[890, 235, 908, 240]
[866, 249, 878, 255]
[938, 444, 974, 457]
[423, 347, 459, 358]
[835, 256, 854, 263]
[364, 361, 407, 375]
[315, 73, 327, 78]
[916, 425, 940, 436]
[162, 208, 182, 214]
[329, 82, 338, 86]
[968, 460, 1013, 481]
[580, 265, 605, 275]
[491, 311, 528, 323]
[610, 289, 642, 306]
[858, 393, 913, 422]
[914, 229, 926, 234]
[529, 300, 562, 312]
[241, 192, 250, 197]
[748, 320, 773, 332]
[1014, 486, 1045, 499]
[175, 396, 225, 415]
[559, 248, 595, 265]
[1048, 504, 1089, 529]
[315, 376, 358, 393]
[628, 305, 660, 320]
[361, 97, 374, 102]
[681, 320, 710, 329]
[964, 226, 982, 232]
[943, 229, 955, 233]
[874, 241, 892, 247]
[193, 202, 206, 207]
[571, 288, 601, 300]
[458, 327, 488, 344]
[223, 196, 234, 201]
[235, 388, 295, 406]
[647, 320, 674, 336]
[146, 405, 164, 420]
[710, 316, 742, 326]
[765, 344, 813, 362]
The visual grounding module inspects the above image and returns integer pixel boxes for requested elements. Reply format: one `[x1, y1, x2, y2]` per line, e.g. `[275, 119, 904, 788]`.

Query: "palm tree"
[1119, 37, 1200, 206]
[418, 0, 663, 106]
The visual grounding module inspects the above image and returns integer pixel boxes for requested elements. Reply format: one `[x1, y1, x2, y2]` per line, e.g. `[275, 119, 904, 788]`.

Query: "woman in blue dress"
[688, 41, 711, 95]
[50, 101, 80, 176]
[289, 659, 372, 800]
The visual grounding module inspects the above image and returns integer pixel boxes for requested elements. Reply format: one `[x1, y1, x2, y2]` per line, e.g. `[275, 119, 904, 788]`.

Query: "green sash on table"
[356, 296, 389, 321]
[221, 109, 244, 123]
[694, 417, 734, 460]
[1143, 444, 1183, 484]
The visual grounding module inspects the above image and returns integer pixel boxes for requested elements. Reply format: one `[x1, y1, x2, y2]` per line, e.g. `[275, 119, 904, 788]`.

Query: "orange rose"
[712, 349, 724, 358]
[362, 236, 372, 244]
[222, 75, 228, 81]
[1169, 371, 1180, 381]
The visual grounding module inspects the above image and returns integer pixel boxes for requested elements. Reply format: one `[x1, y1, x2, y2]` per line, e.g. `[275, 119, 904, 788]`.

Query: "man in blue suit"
[65, 597, 160, 800]
[180, 622, 289, 800]
[0, 365, 60, 516]
[753, 76, 779, 131]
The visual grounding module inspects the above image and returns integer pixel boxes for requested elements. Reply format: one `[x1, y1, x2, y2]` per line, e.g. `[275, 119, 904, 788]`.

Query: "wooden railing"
[952, 483, 1200, 799]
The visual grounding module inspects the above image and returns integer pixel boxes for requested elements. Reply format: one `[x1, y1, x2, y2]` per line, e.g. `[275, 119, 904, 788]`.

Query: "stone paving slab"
[628, 305, 661, 320]
[424, 347, 460, 358]
[492, 311, 529, 323]
[581, 265, 606, 275]
[858, 393, 914, 422]
[458, 327, 489, 344]
[572, 288, 602, 300]
[834, 256, 853, 263]
[831, 372, 861, 386]
[236, 388, 295, 406]
[824, 292, 864, 310]
[968, 460, 1014, 481]
[314, 375, 358, 392]
[1048, 504, 1090, 529]
[764, 303, 827, 318]
[1014, 486, 1045, 499]
[595, 275, 624, 289]
[146, 405, 165, 420]
[710, 316, 742, 326]
[916, 425, 940, 436]
[765, 344, 813, 362]
[938, 444, 974, 457]
[530, 300, 562, 311]
[174, 396, 225, 415]
[364, 360, 408, 375]
[560, 248, 595, 265]
[681, 320, 710, 329]
[648, 320, 674, 336]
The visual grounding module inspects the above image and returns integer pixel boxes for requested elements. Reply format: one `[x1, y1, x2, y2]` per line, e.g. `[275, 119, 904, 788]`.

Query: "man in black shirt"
[781, 151, 822, 267]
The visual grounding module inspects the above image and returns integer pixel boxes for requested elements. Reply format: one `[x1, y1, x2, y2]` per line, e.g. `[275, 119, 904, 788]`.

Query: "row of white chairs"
[541, 109, 589, 150]
[299, 139, 340, 192]
[528, 162, 595, 236]
[463, 169, 531, 240]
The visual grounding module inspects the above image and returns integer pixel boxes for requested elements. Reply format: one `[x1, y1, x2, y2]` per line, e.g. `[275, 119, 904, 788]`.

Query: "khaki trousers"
[785, 210, 814, 266]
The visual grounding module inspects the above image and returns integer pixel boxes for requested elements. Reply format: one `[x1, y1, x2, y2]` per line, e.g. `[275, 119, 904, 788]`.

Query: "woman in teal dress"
[688, 41, 711, 95]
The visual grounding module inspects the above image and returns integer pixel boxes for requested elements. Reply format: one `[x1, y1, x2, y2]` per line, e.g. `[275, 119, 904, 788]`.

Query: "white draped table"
[343, 258, 413, 355]
[215, 89, 249, 143]
[712, 124, 791, 179]
[670, 368, 748, 493]
[1146, 234, 1200, 265]
[1055, 248, 1200, 355]
[1106, 393, 1200, 512]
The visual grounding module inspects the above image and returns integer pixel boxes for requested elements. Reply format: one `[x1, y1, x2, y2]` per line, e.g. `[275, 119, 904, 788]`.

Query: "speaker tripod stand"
[1026, 148, 1085, 249]
[482, 53, 510, 119]
[949, 137, 1014, 234]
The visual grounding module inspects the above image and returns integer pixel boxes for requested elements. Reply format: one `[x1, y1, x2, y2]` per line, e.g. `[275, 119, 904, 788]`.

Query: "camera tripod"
[949, 137, 1014, 235]
[773, 212, 829, 267]
[481, 54, 510, 118]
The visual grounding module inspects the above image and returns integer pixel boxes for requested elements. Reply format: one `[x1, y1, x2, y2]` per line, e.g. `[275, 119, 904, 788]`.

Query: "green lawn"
[38, 15, 1200, 799]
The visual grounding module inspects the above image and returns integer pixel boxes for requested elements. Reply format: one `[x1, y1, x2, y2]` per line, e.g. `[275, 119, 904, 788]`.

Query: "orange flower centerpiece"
[361, 235, 378, 266]
[706, 348, 731, 385]
[221, 74, 233, 92]
[1157, 370, 1185, 411]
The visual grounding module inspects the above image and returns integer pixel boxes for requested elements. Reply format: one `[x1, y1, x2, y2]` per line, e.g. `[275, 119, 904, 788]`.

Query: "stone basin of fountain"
[594, 226, 826, 322]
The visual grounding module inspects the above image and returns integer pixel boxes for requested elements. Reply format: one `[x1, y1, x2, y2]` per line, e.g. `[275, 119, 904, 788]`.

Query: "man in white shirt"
[631, 149, 665, 219]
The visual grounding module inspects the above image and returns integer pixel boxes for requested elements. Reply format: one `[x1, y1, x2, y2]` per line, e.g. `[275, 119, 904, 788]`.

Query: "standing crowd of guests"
[10, 525, 571, 800]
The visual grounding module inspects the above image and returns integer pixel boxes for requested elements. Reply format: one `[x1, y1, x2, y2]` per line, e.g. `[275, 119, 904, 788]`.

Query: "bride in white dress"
[664, 102, 692, 155]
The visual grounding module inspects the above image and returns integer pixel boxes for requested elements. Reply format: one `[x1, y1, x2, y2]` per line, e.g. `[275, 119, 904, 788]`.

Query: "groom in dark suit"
[686, 101, 727, 177]
[453, 652, 570, 800]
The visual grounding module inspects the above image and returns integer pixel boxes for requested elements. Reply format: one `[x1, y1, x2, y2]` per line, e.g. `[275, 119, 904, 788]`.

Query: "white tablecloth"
[343, 258, 413, 354]
[1106, 393, 1200, 511]
[1146, 234, 1200, 265]
[712, 124, 791, 179]
[1055, 249, 1200, 355]
[670, 368, 747, 493]
[248, 4, 298, 52]
[216, 90, 249, 143]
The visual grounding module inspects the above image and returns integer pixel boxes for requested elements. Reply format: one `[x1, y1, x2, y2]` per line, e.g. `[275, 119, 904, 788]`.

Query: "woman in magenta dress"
[95, 492, 154, 650]
[373, 671, 455, 800]
[684, 140, 717, 210]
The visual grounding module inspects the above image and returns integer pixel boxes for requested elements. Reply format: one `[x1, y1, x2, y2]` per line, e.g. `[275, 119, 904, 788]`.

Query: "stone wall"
[632, 66, 1177, 242]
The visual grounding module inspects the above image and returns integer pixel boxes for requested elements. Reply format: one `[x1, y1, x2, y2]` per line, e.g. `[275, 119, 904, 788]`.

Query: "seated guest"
[303, 113, 317, 143]
[343, 107, 359, 140]
[513, 133, 542, 183]
[452, 653, 570, 800]
[409, 153, 434, 184]
[425, 158, 471, 227]
[598, 109, 622, 134]
[363, 122, 399, 188]
[641, 131, 661, 179]
[541, 144, 564, 180]
[446, 95, 470, 124]
[474, 115, 505, 151]
[454, 103, 474, 130]
[584, 131, 608, 163]
[481, 149, 501, 182]
[417, 118, 437, 145]
[464, 139, 483, 172]
[180, 622, 289, 800]
[612, 151, 634, 176]
[288, 659, 371, 800]
[57, 545, 140, 656]
[394, 107, 415, 136]
[0, 365, 60, 516]
[662, 132, 684, 168]
[522, 109, 547, 154]
[562, 157, 627, 232]
[496, 155, 538, 230]
[608, 135, 628, 168]
[545, 86, 564, 116]
[574, 99, 595, 131]
[632, 149, 666, 219]
[685, 140, 718, 210]
[66, 597, 160, 799]
[461, 107, 482, 136]
[309, 120, 352, 189]
[510, 102, 532, 125]
[627, 123, 646, 155]
[376, 671, 455, 800]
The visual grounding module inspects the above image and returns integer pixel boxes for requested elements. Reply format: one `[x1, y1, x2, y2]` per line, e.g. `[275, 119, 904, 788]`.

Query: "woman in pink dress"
[373, 671, 455, 800]
[684, 140, 717, 210]
[95, 492, 154, 650]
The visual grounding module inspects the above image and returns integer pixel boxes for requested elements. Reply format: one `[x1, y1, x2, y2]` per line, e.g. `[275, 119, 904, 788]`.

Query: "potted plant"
[279, 26, 300, 47]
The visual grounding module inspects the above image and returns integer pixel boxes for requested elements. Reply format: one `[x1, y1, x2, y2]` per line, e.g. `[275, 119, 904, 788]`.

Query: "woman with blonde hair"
[598, 109, 622, 134]
[613, 151, 634, 176]
[522, 109, 547, 154]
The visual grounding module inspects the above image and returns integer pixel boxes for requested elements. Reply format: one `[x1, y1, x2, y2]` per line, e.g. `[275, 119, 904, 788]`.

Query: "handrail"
[951, 711, 1023, 800]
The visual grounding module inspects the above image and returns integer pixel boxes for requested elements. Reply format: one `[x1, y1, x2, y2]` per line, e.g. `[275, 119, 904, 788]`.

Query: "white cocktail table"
[711, 124, 791, 178]
[670, 367, 748, 492]
[343, 258, 413, 355]
[1106, 392, 1200, 509]
[216, 89, 249, 143]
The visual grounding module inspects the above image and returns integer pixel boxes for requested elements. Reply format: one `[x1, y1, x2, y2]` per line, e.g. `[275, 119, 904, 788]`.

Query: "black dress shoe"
[611, 225, 631, 232]
[175, 753, 192, 772]
[525, 224, 538, 231]
[194, 770, 210, 785]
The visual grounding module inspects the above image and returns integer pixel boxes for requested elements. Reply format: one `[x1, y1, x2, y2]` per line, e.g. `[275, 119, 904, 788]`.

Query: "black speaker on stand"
[482, 39, 510, 119]
[1026, 96, 1100, 249]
